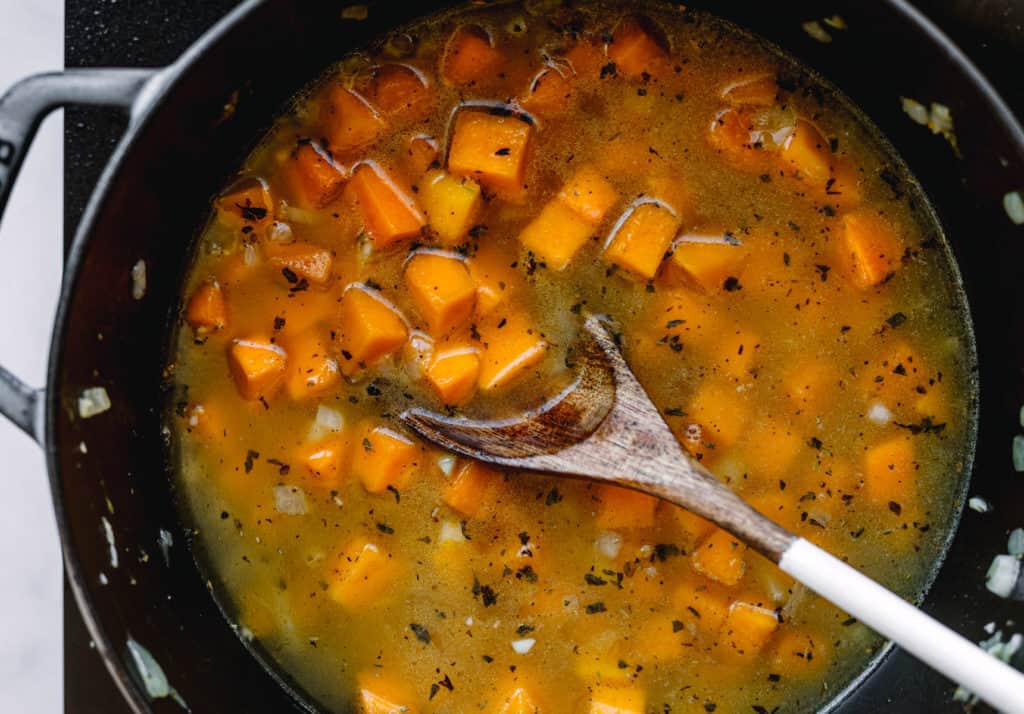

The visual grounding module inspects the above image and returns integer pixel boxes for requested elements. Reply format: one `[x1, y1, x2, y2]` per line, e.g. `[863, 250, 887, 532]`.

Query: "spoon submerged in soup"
[402, 313, 1024, 713]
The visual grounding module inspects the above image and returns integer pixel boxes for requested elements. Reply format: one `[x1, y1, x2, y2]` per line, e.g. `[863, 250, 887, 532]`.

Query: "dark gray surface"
[61, 1, 1023, 712]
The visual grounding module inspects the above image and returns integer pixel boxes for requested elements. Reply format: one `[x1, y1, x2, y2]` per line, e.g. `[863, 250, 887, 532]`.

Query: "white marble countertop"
[0, 1, 64, 712]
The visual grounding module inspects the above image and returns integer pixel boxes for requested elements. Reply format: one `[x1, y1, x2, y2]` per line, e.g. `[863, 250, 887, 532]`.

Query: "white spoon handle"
[780, 538, 1024, 714]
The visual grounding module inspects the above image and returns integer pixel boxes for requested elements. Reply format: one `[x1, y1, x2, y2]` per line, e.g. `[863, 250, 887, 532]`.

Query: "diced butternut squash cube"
[741, 419, 803, 479]
[298, 437, 348, 488]
[405, 252, 476, 335]
[720, 601, 779, 658]
[770, 629, 831, 679]
[367, 63, 431, 119]
[721, 74, 778, 107]
[186, 281, 228, 332]
[181, 401, 226, 440]
[783, 360, 835, 412]
[442, 460, 497, 517]
[863, 435, 916, 508]
[588, 684, 646, 714]
[441, 25, 503, 86]
[351, 423, 420, 494]
[558, 165, 619, 223]
[564, 40, 605, 81]
[266, 242, 334, 285]
[286, 142, 347, 208]
[824, 158, 864, 209]
[837, 210, 901, 289]
[346, 162, 425, 247]
[748, 492, 802, 533]
[490, 685, 542, 714]
[216, 177, 273, 225]
[645, 171, 696, 226]
[708, 107, 765, 169]
[691, 528, 747, 586]
[595, 484, 658, 529]
[283, 330, 339, 400]
[663, 503, 717, 544]
[228, 337, 287, 400]
[686, 381, 750, 448]
[781, 119, 831, 183]
[356, 671, 417, 714]
[467, 243, 520, 318]
[427, 346, 480, 406]
[448, 110, 533, 198]
[402, 134, 439, 179]
[671, 238, 748, 292]
[672, 579, 730, 635]
[337, 286, 408, 374]
[711, 328, 759, 381]
[519, 199, 595, 270]
[477, 311, 548, 390]
[321, 85, 385, 153]
[420, 170, 482, 245]
[604, 202, 680, 279]
[608, 15, 669, 79]
[521, 67, 574, 118]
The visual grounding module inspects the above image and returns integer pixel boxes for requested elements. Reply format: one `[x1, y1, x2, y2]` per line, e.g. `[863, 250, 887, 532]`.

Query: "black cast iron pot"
[0, 0, 1021, 711]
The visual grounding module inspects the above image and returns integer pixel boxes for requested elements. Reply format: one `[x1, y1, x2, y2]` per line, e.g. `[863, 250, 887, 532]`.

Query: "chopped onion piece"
[928, 103, 954, 134]
[968, 496, 991, 514]
[130, 259, 147, 300]
[867, 402, 892, 425]
[595, 531, 623, 559]
[268, 220, 293, 242]
[437, 453, 457, 478]
[1004, 191, 1024, 226]
[309, 405, 344, 441]
[510, 638, 536, 654]
[439, 520, 466, 544]
[900, 97, 929, 126]
[1008, 528, 1024, 557]
[1013, 434, 1024, 473]
[157, 529, 173, 566]
[274, 485, 309, 515]
[801, 20, 832, 43]
[78, 387, 111, 419]
[822, 14, 847, 30]
[127, 638, 188, 708]
[101, 517, 118, 569]
[985, 554, 1021, 598]
[243, 241, 259, 266]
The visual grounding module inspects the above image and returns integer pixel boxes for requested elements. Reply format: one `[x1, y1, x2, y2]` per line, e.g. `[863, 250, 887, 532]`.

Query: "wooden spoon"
[402, 314, 1024, 713]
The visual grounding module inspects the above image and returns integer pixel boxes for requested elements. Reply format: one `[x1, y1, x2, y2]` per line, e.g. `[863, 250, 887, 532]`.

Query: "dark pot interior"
[50, 0, 1024, 711]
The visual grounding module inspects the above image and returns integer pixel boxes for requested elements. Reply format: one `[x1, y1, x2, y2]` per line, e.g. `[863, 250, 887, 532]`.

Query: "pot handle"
[0, 68, 159, 442]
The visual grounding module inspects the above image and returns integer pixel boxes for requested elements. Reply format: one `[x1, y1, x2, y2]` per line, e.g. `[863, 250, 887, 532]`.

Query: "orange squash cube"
[770, 629, 831, 679]
[595, 484, 658, 529]
[346, 162, 426, 247]
[356, 671, 417, 714]
[337, 286, 408, 374]
[604, 202, 680, 279]
[477, 311, 548, 391]
[518, 199, 595, 270]
[329, 539, 399, 608]
[741, 419, 803, 479]
[448, 110, 533, 198]
[672, 579, 730, 635]
[286, 142, 347, 208]
[441, 25, 502, 86]
[720, 601, 780, 658]
[228, 337, 287, 400]
[645, 171, 696, 226]
[283, 330, 339, 400]
[708, 107, 766, 169]
[402, 134, 439, 179]
[607, 15, 669, 79]
[351, 424, 420, 494]
[321, 85, 385, 153]
[419, 169, 482, 245]
[216, 177, 273, 225]
[671, 238, 748, 292]
[186, 281, 228, 332]
[367, 63, 431, 119]
[721, 74, 778, 107]
[442, 460, 497, 517]
[564, 40, 606, 81]
[404, 252, 476, 335]
[783, 360, 835, 413]
[491, 684, 542, 714]
[558, 165, 619, 224]
[710, 328, 760, 381]
[266, 242, 334, 285]
[686, 381, 750, 448]
[298, 437, 349, 488]
[467, 244, 520, 318]
[863, 435, 916, 508]
[664, 503, 717, 544]
[521, 67, 574, 118]
[426, 346, 481, 406]
[837, 210, 901, 289]
[781, 119, 831, 183]
[691, 528, 747, 586]
[588, 684, 646, 714]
